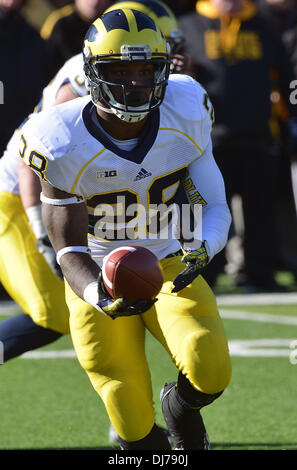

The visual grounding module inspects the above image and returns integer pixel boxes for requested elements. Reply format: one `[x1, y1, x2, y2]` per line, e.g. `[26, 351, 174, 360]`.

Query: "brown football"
[102, 245, 164, 302]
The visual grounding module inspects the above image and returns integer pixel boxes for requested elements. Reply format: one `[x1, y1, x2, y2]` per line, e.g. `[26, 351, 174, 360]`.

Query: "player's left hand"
[36, 235, 63, 280]
[171, 242, 209, 293]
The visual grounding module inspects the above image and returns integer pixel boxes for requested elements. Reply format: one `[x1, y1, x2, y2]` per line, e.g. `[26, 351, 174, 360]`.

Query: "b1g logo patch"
[96, 170, 117, 178]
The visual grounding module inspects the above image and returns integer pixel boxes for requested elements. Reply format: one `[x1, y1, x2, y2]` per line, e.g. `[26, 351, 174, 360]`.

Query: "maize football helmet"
[105, 0, 184, 53]
[83, 8, 170, 122]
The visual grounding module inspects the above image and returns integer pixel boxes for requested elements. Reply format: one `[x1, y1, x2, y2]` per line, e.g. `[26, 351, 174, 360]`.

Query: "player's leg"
[0, 192, 70, 336]
[65, 282, 170, 449]
[0, 313, 62, 361]
[142, 254, 232, 449]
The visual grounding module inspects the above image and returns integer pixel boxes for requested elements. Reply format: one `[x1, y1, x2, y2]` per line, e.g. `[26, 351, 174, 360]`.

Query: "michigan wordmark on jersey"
[19, 74, 215, 261]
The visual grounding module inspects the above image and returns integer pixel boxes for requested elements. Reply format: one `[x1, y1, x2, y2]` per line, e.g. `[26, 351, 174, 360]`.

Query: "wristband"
[40, 193, 84, 206]
[83, 281, 103, 313]
[56, 245, 90, 265]
[83, 281, 99, 306]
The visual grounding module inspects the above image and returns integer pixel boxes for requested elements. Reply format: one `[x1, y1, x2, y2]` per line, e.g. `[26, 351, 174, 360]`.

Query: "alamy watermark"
[91, 198, 203, 249]
[0, 81, 3, 104]
[290, 80, 297, 105]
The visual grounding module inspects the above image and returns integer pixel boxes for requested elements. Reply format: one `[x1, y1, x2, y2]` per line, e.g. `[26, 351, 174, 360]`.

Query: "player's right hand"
[36, 235, 63, 280]
[97, 272, 157, 320]
[171, 242, 209, 293]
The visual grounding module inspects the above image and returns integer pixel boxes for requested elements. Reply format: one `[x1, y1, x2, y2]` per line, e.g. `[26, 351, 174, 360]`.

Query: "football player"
[20, 9, 232, 450]
[0, 53, 86, 361]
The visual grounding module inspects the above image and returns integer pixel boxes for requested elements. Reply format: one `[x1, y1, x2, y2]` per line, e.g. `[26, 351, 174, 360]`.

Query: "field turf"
[0, 296, 297, 451]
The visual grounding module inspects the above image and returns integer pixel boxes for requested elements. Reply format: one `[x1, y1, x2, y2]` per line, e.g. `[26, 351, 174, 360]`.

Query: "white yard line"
[228, 338, 297, 358]
[1, 298, 297, 360]
[217, 292, 297, 306]
[17, 312, 297, 360]
[21, 349, 76, 359]
[0, 301, 22, 316]
[219, 309, 297, 325]
[19, 338, 297, 360]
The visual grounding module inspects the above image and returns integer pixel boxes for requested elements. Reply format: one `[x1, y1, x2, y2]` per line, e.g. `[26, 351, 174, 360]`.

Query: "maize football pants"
[66, 253, 232, 442]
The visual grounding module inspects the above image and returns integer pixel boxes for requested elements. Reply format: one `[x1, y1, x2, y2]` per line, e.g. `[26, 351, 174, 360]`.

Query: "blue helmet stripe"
[132, 9, 157, 31]
[101, 10, 130, 32]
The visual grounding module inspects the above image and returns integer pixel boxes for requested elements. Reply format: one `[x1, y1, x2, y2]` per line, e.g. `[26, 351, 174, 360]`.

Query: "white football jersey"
[20, 74, 231, 261]
[0, 53, 86, 194]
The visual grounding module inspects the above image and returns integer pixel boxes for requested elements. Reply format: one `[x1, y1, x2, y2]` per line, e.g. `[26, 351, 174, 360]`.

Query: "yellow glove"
[172, 242, 209, 293]
[98, 297, 157, 320]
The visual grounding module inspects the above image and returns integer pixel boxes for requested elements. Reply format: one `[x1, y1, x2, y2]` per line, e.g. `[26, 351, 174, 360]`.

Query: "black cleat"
[160, 382, 210, 450]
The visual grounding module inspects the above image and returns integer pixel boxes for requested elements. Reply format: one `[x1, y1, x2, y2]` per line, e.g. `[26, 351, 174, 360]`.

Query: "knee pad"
[177, 372, 223, 409]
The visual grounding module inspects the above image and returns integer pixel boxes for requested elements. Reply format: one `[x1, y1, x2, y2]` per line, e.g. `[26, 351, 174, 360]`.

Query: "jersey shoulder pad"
[163, 75, 214, 153]
[19, 96, 91, 191]
[165, 74, 213, 124]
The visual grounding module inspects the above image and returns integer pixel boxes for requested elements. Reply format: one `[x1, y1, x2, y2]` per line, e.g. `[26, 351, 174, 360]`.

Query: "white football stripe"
[101, 246, 137, 290]
[108, 246, 137, 256]
[101, 260, 113, 289]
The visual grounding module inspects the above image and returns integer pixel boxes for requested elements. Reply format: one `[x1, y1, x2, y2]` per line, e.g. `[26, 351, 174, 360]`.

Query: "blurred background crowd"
[1, 0, 297, 296]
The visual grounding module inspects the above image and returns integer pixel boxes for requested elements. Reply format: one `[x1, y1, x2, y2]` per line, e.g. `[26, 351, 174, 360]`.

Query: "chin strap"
[91, 96, 149, 123]
[90, 80, 151, 123]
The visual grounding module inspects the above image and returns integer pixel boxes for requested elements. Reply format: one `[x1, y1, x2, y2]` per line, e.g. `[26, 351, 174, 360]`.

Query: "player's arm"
[40, 180, 156, 319]
[18, 157, 63, 279]
[18, 82, 82, 278]
[172, 141, 231, 292]
[40, 180, 99, 291]
[19, 158, 41, 208]
[185, 141, 232, 260]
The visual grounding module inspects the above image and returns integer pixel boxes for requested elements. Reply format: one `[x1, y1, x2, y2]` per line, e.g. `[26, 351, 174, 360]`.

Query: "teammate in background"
[20, 9, 232, 450]
[0, 53, 86, 362]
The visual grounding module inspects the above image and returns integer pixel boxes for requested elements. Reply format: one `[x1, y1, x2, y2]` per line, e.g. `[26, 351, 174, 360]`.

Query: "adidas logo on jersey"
[134, 168, 152, 181]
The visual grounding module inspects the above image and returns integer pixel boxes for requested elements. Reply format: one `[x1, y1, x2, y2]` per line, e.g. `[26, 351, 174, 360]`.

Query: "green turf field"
[0, 297, 297, 450]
